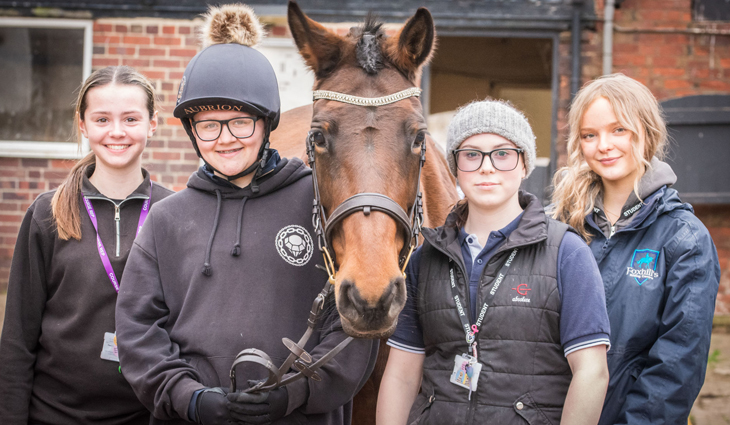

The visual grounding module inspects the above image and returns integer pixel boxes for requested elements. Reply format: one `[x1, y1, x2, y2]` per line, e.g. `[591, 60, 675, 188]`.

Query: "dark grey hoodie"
[115, 157, 377, 424]
[0, 168, 172, 425]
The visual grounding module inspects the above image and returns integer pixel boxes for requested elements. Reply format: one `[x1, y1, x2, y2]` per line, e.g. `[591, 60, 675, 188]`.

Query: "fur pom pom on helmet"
[200, 3, 264, 48]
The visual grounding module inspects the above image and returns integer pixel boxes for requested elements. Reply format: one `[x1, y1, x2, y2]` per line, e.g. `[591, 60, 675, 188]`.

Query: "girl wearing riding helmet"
[0, 66, 171, 424]
[115, 5, 376, 425]
[377, 99, 611, 425]
[550, 73, 720, 424]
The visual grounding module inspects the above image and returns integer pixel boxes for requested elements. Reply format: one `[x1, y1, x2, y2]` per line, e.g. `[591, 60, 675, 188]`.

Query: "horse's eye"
[413, 131, 426, 148]
[308, 130, 326, 148]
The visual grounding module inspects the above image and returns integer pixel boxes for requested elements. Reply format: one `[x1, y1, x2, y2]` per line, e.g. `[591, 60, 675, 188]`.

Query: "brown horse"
[271, 4, 458, 422]
[272, 1, 457, 341]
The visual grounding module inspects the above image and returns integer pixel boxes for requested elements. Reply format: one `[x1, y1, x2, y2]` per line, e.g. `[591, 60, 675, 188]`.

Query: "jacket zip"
[443, 244, 518, 425]
[85, 195, 149, 257]
[465, 250, 510, 425]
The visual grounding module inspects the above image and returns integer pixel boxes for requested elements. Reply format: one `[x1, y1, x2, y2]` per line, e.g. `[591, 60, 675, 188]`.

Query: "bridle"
[228, 87, 426, 394]
[308, 86, 426, 286]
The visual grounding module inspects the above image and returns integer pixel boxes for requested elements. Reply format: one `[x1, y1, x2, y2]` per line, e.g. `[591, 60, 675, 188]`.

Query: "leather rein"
[229, 87, 425, 394]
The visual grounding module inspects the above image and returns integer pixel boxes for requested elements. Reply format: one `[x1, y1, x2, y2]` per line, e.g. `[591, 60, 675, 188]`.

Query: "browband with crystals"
[312, 87, 422, 106]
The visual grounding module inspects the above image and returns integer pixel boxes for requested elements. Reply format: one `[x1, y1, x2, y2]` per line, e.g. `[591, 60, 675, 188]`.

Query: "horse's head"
[288, 1, 435, 338]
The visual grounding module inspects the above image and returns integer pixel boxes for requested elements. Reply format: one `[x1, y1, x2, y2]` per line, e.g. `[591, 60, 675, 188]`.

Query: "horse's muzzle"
[336, 276, 407, 338]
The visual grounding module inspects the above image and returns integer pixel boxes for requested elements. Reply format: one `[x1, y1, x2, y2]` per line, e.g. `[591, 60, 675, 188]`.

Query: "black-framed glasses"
[453, 148, 523, 172]
[191, 116, 261, 141]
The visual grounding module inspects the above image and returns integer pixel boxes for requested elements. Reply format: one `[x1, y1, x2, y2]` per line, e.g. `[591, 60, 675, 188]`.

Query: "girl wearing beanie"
[0, 66, 172, 424]
[551, 74, 720, 424]
[114, 5, 376, 425]
[377, 99, 610, 425]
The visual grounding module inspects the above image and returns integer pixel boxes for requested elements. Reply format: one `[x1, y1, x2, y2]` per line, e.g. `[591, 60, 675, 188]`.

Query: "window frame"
[0, 17, 92, 159]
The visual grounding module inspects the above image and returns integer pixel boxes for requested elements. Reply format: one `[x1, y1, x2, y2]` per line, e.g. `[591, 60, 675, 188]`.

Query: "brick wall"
[607, 0, 730, 98]
[0, 158, 76, 287]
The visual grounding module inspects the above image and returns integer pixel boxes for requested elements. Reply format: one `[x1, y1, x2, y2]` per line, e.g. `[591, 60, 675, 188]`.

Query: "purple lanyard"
[82, 183, 152, 293]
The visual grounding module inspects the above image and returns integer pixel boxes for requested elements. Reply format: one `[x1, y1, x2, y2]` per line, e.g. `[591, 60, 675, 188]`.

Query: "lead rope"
[230, 278, 353, 393]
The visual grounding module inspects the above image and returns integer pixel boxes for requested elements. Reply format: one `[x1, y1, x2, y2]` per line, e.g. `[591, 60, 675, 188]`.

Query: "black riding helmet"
[174, 4, 281, 185]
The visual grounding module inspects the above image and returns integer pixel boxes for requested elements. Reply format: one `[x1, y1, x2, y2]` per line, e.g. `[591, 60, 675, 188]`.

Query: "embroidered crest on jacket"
[275, 225, 313, 266]
[627, 249, 660, 285]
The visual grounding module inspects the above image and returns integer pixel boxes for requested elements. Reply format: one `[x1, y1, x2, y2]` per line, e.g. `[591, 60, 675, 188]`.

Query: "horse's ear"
[287, 1, 344, 79]
[385, 7, 436, 82]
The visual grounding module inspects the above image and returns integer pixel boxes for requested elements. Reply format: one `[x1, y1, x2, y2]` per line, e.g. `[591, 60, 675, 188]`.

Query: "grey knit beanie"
[446, 99, 536, 178]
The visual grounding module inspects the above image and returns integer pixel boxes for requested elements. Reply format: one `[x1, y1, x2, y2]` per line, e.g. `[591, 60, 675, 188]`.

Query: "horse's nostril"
[339, 280, 365, 316]
[379, 279, 397, 306]
[380, 276, 406, 312]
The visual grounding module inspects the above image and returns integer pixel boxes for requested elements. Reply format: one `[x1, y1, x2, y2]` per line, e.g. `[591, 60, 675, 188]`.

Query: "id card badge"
[449, 353, 482, 392]
[100, 332, 119, 362]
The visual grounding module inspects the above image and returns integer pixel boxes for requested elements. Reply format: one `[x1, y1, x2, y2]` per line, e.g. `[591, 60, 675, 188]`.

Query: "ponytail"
[51, 153, 95, 240]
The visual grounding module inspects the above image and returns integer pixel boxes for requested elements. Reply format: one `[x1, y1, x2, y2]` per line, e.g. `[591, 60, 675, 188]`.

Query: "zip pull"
[114, 204, 121, 257]
[609, 224, 616, 239]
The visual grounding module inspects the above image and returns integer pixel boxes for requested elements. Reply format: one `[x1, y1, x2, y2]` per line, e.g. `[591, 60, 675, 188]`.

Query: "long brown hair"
[550, 73, 667, 241]
[51, 66, 157, 240]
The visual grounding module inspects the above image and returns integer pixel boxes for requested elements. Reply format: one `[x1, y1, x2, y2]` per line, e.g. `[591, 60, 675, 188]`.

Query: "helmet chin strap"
[183, 118, 272, 193]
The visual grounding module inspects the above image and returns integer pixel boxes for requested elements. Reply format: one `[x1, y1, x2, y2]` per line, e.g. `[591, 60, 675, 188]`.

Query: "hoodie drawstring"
[202, 189, 222, 276]
[231, 196, 248, 256]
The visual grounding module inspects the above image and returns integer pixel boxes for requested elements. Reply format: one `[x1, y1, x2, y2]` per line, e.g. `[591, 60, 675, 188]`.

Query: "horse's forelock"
[355, 14, 385, 75]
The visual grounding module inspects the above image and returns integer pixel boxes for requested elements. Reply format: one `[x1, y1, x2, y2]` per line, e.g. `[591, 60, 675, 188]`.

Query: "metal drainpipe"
[571, 0, 584, 100]
[603, 0, 616, 75]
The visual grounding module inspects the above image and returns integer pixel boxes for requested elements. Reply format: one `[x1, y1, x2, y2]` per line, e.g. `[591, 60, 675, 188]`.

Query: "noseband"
[308, 87, 426, 285]
[227, 87, 426, 395]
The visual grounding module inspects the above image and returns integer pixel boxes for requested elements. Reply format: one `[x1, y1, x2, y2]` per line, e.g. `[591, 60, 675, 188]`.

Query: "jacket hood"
[185, 155, 312, 276]
[639, 184, 693, 225]
[593, 158, 680, 235]
[591, 159, 690, 236]
[187, 156, 311, 199]
[628, 157, 677, 205]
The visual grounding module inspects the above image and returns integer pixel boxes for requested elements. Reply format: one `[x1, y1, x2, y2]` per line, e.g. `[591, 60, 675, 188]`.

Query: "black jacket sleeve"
[0, 203, 50, 424]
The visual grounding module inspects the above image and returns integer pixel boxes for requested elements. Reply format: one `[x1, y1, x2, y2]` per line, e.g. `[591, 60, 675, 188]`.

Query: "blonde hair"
[51, 66, 158, 240]
[550, 73, 667, 241]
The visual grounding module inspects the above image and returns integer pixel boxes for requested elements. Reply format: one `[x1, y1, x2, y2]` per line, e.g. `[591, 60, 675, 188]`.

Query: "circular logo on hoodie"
[275, 225, 313, 267]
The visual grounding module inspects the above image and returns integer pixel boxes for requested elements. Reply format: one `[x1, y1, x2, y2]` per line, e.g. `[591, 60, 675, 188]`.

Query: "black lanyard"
[449, 248, 518, 346]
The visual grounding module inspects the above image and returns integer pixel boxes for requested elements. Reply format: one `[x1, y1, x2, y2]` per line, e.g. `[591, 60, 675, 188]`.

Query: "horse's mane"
[355, 14, 385, 74]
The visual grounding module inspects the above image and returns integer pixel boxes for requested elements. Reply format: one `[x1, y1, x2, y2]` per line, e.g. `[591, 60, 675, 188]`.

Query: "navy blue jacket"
[589, 186, 720, 425]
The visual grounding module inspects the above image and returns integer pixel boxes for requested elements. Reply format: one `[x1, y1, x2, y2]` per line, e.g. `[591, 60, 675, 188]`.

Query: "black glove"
[196, 388, 234, 425]
[226, 385, 289, 425]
